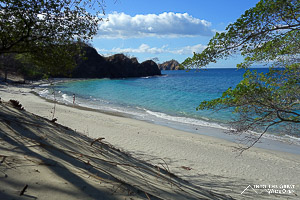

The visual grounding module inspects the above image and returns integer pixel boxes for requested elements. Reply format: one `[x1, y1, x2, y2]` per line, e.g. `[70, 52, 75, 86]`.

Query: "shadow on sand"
[0, 101, 235, 199]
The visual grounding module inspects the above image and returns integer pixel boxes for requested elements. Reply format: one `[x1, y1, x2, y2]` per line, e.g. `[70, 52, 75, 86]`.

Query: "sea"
[36, 68, 300, 154]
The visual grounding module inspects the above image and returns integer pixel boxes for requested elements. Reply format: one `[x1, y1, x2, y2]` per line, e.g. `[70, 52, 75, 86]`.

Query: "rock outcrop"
[158, 59, 183, 70]
[72, 46, 161, 78]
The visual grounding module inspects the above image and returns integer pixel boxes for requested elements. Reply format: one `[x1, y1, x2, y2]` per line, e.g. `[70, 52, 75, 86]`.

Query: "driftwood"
[9, 99, 24, 110]
[50, 118, 57, 123]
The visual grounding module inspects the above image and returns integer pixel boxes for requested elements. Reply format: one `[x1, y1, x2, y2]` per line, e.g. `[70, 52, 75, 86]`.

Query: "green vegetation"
[0, 0, 104, 80]
[178, 64, 185, 70]
[183, 0, 300, 149]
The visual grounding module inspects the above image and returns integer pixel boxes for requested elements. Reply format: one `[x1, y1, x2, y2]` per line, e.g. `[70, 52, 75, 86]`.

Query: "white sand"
[1, 83, 300, 199]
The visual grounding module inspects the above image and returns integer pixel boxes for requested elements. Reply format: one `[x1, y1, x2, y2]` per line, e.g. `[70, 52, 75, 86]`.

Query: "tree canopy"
[183, 0, 300, 149]
[0, 0, 104, 78]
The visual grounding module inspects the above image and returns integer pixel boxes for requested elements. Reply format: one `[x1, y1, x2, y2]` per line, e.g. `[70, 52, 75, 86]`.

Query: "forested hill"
[73, 46, 161, 78]
[0, 46, 162, 82]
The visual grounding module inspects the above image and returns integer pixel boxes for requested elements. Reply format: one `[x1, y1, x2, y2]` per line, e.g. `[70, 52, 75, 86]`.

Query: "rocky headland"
[73, 46, 161, 78]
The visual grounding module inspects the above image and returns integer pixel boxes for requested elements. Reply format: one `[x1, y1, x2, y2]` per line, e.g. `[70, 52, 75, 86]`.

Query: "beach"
[1, 83, 300, 199]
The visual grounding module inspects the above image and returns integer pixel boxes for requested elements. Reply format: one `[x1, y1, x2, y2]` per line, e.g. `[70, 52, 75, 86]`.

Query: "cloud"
[97, 12, 214, 38]
[96, 43, 206, 55]
[97, 44, 165, 55]
[170, 44, 206, 55]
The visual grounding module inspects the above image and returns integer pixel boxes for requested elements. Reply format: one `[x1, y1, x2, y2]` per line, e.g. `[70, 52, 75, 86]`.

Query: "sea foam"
[145, 109, 227, 130]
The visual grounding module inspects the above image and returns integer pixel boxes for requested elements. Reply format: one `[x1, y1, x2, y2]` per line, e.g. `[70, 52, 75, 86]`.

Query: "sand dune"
[0, 101, 230, 199]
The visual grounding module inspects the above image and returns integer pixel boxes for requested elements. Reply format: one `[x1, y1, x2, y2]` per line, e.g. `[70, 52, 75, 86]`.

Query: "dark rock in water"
[140, 60, 162, 77]
[158, 59, 183, 70]
[73, 46, 161, 78]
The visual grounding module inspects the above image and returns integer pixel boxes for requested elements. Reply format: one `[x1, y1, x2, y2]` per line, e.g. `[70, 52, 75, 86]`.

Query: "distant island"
[158, 59, 184, 70]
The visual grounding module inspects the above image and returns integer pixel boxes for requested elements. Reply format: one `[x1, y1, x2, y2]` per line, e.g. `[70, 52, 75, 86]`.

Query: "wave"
[39, 89, 49, 95]
[62, 94, 73, 104]
[247, 129, 300, 146]
[39, 83, 51, 87]
[145, 110, 300, 146]
[145, 109, 227, 130]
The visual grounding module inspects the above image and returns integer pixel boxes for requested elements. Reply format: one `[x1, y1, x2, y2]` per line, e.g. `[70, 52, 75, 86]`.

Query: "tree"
[0, 53, 19, 81]
[0, 0, 105, 78]
[182, 0, 300, 150]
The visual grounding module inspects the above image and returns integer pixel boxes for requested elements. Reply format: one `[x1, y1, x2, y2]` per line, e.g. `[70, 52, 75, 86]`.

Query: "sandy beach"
[1, 82, 300, 199]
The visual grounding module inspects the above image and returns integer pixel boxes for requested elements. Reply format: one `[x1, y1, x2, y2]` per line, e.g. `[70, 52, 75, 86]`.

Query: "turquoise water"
[53, 69, 250, 126]
[37, 68, 300, 148]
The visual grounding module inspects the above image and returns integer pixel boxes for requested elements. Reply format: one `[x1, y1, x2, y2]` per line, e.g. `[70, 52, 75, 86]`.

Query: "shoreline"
[34, 79, 300, 155]
[1, 82, 300, 199]
[39, 91, 300, 155]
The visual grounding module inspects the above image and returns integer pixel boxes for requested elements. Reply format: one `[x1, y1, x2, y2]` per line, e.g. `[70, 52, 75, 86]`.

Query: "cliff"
[158, 59, 183, 70]
[72, 46, 161, 78]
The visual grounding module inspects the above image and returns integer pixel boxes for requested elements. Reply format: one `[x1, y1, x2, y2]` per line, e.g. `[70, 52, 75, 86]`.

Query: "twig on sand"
[0, 155, 7, 163]
[20, 184, 28, 196]
[145, 192, 151, 200]
[111, 183, 123, 195]
[90, 137, 105, 146]
[181, 166, 192, 170]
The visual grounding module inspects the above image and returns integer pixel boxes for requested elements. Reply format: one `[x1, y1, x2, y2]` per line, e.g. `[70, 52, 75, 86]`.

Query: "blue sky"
[93, 0, 259, 68]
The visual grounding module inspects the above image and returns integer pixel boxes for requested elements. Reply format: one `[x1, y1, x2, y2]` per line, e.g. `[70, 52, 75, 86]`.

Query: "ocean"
[37, 68, 300, 152]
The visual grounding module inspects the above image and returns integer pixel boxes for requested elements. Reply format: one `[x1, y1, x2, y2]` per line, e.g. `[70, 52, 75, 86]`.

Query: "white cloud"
[97, 44, 165, 54]
[96, 43, 206, 55]
[170, 44, 206, 55]
[98, 12, 213, 38]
